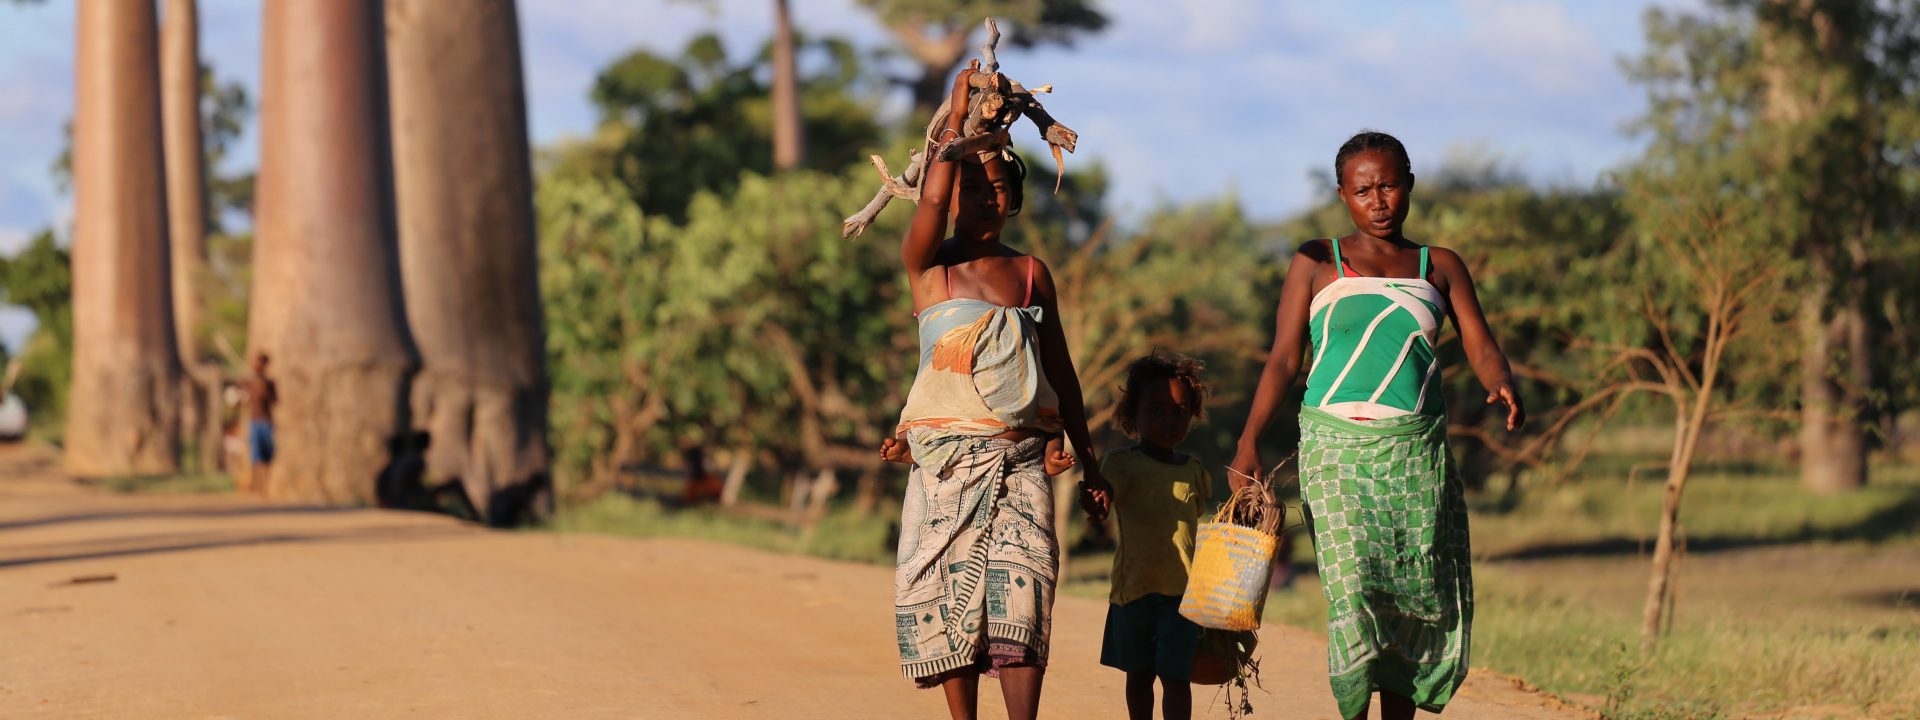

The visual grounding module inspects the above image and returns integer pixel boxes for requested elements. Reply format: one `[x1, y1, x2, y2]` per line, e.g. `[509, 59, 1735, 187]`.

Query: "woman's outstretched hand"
[1487, 382, 1526, 432]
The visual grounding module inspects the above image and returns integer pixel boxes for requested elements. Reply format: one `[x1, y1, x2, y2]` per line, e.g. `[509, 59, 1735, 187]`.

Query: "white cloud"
[1177, 0, 1263, 52]
[1459, 0, 1612, 95]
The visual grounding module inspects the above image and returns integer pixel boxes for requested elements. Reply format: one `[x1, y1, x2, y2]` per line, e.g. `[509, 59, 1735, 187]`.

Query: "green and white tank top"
[1304, 239, 1448, 418]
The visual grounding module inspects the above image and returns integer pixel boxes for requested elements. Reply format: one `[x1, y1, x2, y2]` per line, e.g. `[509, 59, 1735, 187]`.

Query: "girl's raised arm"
[1433, 247, 1525, 431]
[1228, 242, 1325, 489]
[901, 69, 974, 297]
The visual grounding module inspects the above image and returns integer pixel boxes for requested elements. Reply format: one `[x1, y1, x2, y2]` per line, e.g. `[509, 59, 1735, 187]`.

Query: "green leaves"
[575, 33, 886, 222]
[539, 167, 914, 482]
[0, 230, 72, 434]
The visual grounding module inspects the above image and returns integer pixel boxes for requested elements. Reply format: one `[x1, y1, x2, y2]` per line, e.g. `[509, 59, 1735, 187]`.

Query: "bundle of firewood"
[840, 18, 1080, 238]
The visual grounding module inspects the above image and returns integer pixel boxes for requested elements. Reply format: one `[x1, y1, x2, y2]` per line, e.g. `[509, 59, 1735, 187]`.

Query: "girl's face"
[951, 157, 1012, 239]
[1135, 377, 1196, 451]
[1338, 149, 1414, 239]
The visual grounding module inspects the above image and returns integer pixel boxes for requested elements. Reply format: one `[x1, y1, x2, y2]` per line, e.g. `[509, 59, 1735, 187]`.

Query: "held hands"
[879, 435, 912, 466]
[1043, 437, 1075, 476]
[1077, 464, 1112, 524]
[1487, 382, 1526, 432]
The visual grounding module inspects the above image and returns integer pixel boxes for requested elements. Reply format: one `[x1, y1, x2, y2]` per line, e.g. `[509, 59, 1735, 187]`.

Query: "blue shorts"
[1100, 593, 1202, 682]
[249, 420, 275, 464]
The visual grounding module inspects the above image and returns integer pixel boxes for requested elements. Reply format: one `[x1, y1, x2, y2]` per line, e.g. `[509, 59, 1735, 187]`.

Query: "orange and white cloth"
[895, 298, 1061, 475]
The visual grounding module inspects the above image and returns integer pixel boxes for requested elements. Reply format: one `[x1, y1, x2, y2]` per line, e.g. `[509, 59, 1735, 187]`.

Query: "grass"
[544, 491, 898, 566]
[85, 471, 236, 495]
[1259, 557, 1920, 719]
[1468, 456, 1920, 559]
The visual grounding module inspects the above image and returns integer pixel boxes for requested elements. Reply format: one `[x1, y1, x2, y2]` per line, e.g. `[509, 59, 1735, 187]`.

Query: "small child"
[1100, 350, 1212, 720]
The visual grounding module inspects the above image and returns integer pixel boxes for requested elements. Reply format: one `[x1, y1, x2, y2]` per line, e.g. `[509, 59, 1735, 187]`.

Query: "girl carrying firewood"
[878, 64, 1109, 720]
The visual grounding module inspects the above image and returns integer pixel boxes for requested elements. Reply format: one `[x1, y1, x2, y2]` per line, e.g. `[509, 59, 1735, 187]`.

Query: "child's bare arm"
[879, 434, 913, 466]
[1043, 435, 1075, 476]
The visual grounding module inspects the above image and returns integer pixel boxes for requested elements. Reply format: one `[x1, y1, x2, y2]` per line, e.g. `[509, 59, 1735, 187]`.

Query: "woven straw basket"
[1179, 522, 1277, 630]
[1179, 465, 1286, 631]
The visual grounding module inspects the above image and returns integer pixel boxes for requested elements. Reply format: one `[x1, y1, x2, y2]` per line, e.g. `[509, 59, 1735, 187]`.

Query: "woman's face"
[1338, 149, 1414, 239]
[951, 156, 1012, 238]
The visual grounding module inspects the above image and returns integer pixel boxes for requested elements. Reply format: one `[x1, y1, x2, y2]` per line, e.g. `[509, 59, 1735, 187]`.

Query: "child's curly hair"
[1113, 349, 1209, 437]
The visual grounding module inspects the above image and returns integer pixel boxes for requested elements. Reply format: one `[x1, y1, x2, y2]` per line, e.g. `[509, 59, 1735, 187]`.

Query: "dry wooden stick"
[841, 17, 1081, 238]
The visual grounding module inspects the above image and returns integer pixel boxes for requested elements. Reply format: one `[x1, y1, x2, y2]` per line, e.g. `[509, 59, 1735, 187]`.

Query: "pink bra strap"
[1023, 256, 1036, 306]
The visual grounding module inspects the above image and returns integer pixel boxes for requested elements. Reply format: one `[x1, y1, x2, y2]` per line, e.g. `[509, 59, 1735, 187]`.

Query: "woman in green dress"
[1229, 131, 1525, 720]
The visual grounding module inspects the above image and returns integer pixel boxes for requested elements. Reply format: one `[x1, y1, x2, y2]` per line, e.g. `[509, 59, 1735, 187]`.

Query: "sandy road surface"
[0, 447, 1580, 719]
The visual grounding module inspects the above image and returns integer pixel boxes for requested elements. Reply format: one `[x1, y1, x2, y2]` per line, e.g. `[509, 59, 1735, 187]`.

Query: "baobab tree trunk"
[66, 0, 182, 477]
[251, 0, 413, 504]
[1798, 273, 1871, 493]
[161, 0, 225, 473]
[387, 0, 551, 526]
[1758, 0, 1872, 493]
[770, 0, 805, 170]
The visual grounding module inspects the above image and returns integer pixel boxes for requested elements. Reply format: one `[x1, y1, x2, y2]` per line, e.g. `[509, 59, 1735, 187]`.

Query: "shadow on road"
[0, 522, 472, 570]
[0, 505, 364, 533]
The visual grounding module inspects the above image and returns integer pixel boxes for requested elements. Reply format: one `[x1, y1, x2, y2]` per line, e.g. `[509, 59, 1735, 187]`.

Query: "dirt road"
[0, 447, 1580, 719]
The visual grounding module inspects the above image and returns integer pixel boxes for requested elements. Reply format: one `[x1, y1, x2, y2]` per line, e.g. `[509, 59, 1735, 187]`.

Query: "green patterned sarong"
[1298, 405, 1472, 718]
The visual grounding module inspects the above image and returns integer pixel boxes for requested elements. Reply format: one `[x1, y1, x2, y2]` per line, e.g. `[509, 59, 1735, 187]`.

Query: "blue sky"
[0, 0, 1691, 350]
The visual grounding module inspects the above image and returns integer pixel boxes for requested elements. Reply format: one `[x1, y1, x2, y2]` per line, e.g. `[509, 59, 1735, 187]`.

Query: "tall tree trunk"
[67, 0, 182, 477]
[1760, 0, 1873, 493]
[387, 0, 551, 525]
[1798, 262, 1869, 493]
[770, 0, 805, 170]
[252, 0, 413, 504]
[161, 0, 205, 366]
[161, 0, 225, 473]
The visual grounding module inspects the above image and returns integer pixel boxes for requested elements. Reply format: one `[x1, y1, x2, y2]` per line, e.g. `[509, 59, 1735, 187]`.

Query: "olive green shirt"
[1103, 446, 1212, 605]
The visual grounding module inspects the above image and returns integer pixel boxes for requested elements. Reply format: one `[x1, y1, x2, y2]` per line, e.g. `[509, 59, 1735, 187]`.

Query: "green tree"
[1605, 154, 1792, 648]
[1624, 0, 1920, 492]
[540, 167, 912, 495]
[558, 32, 886, 221]
[0, 231, 73, 438]
[854, 0, 1107, 119]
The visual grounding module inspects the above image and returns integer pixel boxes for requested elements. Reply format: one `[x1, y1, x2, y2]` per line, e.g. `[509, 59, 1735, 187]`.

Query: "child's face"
[1135, 377, 1195, 451]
